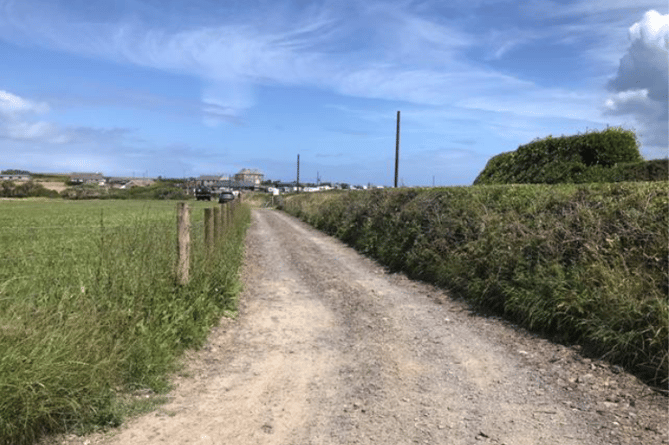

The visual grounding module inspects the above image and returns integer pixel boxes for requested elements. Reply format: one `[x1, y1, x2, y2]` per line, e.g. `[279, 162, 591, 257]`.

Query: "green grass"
[0, 199, 250, 444]
[282, 183, 669, 388]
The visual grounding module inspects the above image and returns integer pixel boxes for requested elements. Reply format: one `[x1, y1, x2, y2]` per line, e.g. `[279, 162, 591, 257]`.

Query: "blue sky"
[0, 0, 666, 186]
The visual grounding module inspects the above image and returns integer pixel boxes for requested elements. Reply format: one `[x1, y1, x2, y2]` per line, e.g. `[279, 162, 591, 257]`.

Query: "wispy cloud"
[0, 89, 68, 143]
[0, 0, 537, 117]
[0, 89, 134, 145]
[0, 0, 631, 129]
[482, 28, 540, 60]
[0, 90, 49, 116]
[519, 0, 667, 68]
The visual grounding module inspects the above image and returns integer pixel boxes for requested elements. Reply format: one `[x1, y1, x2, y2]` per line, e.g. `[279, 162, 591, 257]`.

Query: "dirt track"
[64, 208, 667, 444]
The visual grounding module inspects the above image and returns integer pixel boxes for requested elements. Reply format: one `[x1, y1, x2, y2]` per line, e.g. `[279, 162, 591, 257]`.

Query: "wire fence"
[0, 204, 217, 267]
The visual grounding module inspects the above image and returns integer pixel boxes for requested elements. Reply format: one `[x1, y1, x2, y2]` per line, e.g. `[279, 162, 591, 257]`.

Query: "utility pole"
[394, 111, 400, 188]
[296, 154, 300, 192]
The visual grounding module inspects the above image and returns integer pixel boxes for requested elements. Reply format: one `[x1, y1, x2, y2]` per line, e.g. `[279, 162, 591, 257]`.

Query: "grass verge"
[0, 200, 250, 444]
[282, 183, 668, 388]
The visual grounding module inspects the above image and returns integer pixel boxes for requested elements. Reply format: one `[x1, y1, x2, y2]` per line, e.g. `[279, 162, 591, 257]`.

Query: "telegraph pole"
[394, 111, 400, 188]
[296, 154, 300, 192]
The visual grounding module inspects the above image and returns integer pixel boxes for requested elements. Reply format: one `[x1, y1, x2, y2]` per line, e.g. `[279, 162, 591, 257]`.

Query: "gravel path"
[59, 208, 668, 445]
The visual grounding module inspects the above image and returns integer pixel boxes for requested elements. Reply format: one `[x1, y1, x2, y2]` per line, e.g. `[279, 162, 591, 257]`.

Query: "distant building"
[122, 179, 155, 189]
[196, 175, 224, 188]
[234, 169, 264, 186]
[196, 175, 235, 189]
[105, 177, 155, 188]
[0, 174, 31, 181]
[69, 173, 105, 185]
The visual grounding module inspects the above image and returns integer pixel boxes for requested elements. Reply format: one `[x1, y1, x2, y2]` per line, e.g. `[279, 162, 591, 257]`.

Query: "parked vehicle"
[195, 186, 212, 201]
[218, 190, 235, 203]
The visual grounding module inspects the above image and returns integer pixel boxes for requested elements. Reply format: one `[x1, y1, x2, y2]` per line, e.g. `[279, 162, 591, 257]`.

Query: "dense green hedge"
[474, 128, 666, 184]
[0, 180, 190, 201]
[282, 184, 668, 387]
[605, 159, 669, 182]
[59, 182, 189, 200]
[0, 180, 60, 198]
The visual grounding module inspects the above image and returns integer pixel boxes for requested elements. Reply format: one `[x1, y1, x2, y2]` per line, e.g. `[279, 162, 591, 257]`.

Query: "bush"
[60, 182, 190, 200]
[0, 180, 60, 198]
[60, 184, 107, 199]
[474, 127, 654, 185]
[610, 159, 668, 182]
[130, 183, 189, 200]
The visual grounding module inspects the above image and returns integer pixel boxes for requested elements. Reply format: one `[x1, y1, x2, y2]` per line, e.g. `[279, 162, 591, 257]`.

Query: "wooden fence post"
[226, 202, 233, 227]
[176, 202, 190, 285]
[204, 207, 214, 254]
[219, 203, 226, 230]
[214, 206, 222, 244]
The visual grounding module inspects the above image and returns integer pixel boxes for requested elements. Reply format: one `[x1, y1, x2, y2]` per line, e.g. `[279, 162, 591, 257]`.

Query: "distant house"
[234, 169, 264, 186]
[122, 179, 155, 189]
[69, 173, 105, 185]
[107, 177, 132, 188]
[196, 175, 228, 188]
[105, 177, 155, 188]
[228, 180, 257, 191]
[275, 181, 299, 193]
[0, 174, 31, 181]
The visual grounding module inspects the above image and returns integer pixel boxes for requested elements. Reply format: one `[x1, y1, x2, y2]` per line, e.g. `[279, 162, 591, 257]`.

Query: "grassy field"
[281, 182, 668, 388]
[0, 199, 250, 444]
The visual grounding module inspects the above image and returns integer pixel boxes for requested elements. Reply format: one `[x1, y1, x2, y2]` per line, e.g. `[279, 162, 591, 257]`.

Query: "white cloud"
[605, 10, 668, 154]
[605, 89, 651, 112]
[0, 90, 66, 142]
[629, 9, 669, 51]
[4, 120, 68, 143]
[0, 89, 135, 145]
[0, 90, 49, 116]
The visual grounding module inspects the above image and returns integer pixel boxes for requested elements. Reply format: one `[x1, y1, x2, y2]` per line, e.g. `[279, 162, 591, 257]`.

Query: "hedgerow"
[474, 128, 666, 184]
[283, 183, 668, 387]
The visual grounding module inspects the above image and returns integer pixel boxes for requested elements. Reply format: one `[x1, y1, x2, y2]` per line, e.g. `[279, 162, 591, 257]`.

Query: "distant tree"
[1, 169, 31, 175]
[1, 180, 14, 195]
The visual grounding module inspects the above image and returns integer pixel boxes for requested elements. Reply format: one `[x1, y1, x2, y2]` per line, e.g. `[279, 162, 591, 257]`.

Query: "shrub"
[0, 180, 60, 198]
[60, 182, 190, 200]
[474, 127, 652, 185]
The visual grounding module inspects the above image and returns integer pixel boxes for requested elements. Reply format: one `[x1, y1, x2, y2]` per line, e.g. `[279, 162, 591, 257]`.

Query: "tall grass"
[282, 183, 668, 387]
[0, 199, 250, 444]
